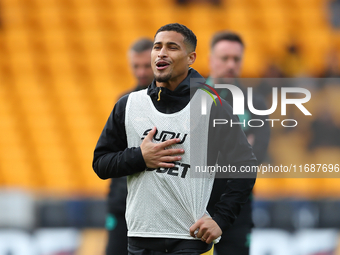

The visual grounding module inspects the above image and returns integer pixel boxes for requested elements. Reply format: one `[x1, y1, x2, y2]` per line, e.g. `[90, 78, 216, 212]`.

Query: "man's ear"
[188, 52, 196, 66]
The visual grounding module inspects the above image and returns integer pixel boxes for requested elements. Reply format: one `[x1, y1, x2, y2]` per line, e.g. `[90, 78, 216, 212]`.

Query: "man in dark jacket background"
[206, 31, 270, 255]
[105, 38, 154, 255]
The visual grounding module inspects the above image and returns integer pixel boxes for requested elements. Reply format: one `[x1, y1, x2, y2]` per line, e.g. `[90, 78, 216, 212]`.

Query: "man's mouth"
[156, 61, 170, 70]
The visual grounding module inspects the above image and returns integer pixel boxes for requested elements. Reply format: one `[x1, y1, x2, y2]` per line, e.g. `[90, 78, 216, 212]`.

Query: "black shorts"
[128, 237, 213, 255]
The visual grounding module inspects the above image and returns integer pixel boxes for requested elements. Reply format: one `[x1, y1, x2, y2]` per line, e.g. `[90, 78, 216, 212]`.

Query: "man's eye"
[154, 46, 161, 50]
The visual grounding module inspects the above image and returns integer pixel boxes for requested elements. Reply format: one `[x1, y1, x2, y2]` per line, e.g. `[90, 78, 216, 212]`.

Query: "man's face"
[209, 40, 244, 79]
[128, 49, 154, 88]
[151, 31, 195, 85]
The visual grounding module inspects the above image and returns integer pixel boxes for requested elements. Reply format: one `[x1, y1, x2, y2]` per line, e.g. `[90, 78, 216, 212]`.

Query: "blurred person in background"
[105, 38, 154, 255]
[205, 31, 270, 255]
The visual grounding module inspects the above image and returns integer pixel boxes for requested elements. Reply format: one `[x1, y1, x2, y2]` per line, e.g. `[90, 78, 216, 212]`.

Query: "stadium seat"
[254, 179, 287, 199]
[255, 0, 286, 9]
[225, 8, 253, 32]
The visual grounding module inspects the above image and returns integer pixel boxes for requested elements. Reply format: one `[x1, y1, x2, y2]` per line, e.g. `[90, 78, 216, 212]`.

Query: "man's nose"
[226, 59, 236, 69]
[158, 47, 168, 58]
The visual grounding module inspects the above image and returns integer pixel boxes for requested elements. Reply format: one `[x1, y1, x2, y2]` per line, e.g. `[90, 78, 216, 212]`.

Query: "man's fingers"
[159, 137, 181, 149]
[195, 226, 206, 239]
[201, 233, 209, 243]
[189, 215, 221, 244]
[144, 127, 156, 141]
[158, 148, 184, 156]
[141, 128, 185, 169]
[189, 221, 200, 237]
[205, 235, 214, 244]
[158, 162, 176, 168]
[160, 156, 182, 162]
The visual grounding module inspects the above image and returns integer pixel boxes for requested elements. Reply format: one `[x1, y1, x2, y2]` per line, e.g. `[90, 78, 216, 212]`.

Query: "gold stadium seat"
[226, 0, 255, 9]
[1, 0, 20, 7]
[298, 29, 333, 74]
[255, 0, 286, 9]
[254, 178, 287, 199]
[259, 8, 290, 31]
[225, 8, 253, 32]
[320, 179, 340, 198]
[292, 0, 325, 9]
[1, 156, 36, 189]
[38, 147, 80, 194]
[282, 178, 321, 199]
[299, 7, 329, 29]
[0, 99, 37, 189]
[72, 0, 97, 7]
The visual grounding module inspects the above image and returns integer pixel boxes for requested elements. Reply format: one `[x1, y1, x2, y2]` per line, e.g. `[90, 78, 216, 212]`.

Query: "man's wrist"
[212, 214, 231, 233]
[132, 147, 147, 171]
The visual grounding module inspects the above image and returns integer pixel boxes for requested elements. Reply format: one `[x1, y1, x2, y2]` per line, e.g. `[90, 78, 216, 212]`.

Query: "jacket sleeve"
[208, 100, 257, 232]
[247, 94, 270, 164]
[92, 95, 146, 179]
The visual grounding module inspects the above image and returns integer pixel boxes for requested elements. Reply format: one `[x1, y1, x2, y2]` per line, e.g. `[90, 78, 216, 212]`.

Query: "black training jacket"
[93, 68, 257, 232]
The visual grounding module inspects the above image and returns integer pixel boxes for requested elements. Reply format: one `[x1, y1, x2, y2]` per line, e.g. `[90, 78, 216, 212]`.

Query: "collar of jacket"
[205, 76, 242, 88]
[147, 68, 205, 102]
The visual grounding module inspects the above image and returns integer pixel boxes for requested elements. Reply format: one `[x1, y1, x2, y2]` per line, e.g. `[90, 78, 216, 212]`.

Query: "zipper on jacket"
[157, 88, 161, 101]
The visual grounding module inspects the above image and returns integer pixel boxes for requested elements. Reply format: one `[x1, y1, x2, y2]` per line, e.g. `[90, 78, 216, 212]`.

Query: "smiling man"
[152, 30, 196, 89]
[93, 23, 257, 255]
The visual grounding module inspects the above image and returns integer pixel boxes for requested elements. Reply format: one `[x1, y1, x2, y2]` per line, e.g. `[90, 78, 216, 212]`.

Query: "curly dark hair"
[154, 23, 197, 52]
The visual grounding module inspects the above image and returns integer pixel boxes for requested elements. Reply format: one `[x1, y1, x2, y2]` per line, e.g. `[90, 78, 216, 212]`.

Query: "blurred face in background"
[128, 49, 154, 88]
[209, 40, 244, 79]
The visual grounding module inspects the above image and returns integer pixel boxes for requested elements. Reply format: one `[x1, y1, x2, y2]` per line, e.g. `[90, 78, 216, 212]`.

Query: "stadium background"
[0, 0, 340, 254]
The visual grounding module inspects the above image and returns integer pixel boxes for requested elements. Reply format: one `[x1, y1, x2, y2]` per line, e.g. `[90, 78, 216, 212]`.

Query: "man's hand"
[140, 127, 184, 169]
[189, 215, 222, 244]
